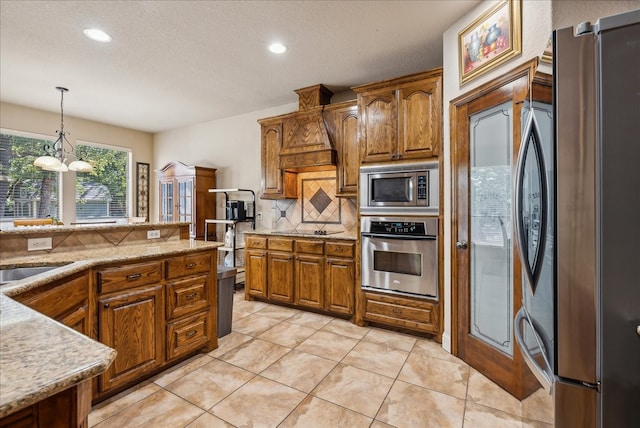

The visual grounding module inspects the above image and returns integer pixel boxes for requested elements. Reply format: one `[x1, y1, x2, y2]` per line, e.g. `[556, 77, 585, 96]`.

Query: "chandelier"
[33, 87, 94, 173]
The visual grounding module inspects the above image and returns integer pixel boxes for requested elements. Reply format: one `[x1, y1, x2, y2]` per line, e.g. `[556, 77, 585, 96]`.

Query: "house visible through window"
[0, 132, 60, 222]
[75, 142, 130, 221]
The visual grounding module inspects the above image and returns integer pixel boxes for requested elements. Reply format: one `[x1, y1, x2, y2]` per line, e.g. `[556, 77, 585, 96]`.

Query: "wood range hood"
[278, 84, 337, 172]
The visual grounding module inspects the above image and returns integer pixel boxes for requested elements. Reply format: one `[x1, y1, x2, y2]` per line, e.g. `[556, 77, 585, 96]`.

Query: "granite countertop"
[0, 294, 116, 418]
[0, 221, 190, 236]
[0, 238, 222, 418]
[246, 229, 357, 241]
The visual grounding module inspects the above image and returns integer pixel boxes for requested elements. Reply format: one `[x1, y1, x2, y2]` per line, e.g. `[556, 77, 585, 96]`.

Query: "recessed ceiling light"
[268, 42, 287, 54]
[83, 28, 112, 43]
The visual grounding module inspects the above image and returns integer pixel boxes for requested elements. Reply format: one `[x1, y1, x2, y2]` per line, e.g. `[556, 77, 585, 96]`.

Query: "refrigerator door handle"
[515, 307, 553, 393]
[514, 111, 548, 293]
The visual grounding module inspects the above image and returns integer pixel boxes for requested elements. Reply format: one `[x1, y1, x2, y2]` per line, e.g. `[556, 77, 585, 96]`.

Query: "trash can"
[217, 265, 237, 337]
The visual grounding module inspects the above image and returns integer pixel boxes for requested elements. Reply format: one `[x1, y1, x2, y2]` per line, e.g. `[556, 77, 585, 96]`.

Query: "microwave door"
[369, 173, 414, 205]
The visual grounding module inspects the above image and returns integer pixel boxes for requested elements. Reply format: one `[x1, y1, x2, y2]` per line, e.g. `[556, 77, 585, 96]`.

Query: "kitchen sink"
[0, 266, 59, 285]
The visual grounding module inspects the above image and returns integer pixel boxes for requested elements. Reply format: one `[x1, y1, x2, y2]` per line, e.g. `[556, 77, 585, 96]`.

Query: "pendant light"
[33, 87, 94, 173]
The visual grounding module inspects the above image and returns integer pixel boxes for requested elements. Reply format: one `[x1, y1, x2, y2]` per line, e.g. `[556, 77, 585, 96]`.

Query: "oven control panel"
[369, 221, 427, 236]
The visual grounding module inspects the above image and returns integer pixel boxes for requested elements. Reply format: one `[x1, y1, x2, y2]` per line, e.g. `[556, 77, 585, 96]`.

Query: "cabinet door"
[267, 251, 294, 303]
[325, 257, 355, 316]
[176, 177, 194, 233]
[60, 304, 89, 335]
[336, 105, 359, 197]
[245, 249, 268, 298]
[98, 284, 164, 392]
[359, 89, 397, 163]
[159, 178, 174, 223]
[261, 121, 285, 198]
[294, 254, 324, 309]
[397, 77, 442, 159]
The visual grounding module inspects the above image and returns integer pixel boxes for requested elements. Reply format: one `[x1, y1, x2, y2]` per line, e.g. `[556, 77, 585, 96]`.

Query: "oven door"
[361, 233, 437, 298]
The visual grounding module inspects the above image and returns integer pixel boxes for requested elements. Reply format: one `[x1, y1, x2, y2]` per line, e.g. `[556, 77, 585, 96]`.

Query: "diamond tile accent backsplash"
[274, 171, 356, 233]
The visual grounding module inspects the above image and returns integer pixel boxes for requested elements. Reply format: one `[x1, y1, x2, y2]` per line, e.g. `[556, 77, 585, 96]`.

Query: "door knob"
[456, 240, 468, 249]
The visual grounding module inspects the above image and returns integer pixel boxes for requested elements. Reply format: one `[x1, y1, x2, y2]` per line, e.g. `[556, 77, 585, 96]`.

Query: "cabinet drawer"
[364, 292, 439, 334]
[165, 252, 211, 280]
[268, 238, 293, 252]
[97, 261, 162, 294]
[167, 311, 210, 360]
[326, 241, 355, 258]
[166, 274, 209, 319]
[246, 236, 267, 249]
[295, 239, 324, 255]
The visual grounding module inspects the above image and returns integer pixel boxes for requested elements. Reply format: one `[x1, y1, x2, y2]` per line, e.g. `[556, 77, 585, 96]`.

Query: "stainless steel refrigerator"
[514, 9, 640, 428]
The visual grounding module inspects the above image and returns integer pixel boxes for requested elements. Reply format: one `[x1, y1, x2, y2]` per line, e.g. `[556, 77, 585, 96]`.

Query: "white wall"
[152, 102, 298, 226]
[0, 102, 153, 224]
[440, 0, 553, 352]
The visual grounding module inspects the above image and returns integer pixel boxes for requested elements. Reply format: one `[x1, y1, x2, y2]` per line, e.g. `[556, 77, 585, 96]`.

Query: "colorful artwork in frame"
[459, 0, 522, 85]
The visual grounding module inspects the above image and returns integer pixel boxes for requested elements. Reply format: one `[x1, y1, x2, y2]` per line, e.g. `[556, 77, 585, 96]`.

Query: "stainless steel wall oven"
[361, 216, 438, 299]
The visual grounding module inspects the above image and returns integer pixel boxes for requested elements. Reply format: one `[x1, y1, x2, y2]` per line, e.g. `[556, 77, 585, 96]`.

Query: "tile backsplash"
[272, 171, 357, 233]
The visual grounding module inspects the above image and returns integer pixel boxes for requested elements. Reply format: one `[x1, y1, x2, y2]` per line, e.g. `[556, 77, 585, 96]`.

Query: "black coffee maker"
[226, 200, 246, 220]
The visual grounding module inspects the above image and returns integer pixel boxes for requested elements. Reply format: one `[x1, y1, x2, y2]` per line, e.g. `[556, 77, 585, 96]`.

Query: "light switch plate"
[28, 237, 52, 251]
[147, 230, 161, 239]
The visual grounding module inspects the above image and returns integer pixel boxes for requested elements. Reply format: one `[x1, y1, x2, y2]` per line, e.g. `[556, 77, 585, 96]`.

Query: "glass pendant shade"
[43, 162, 69, 172]
[34, 155, 62, 169]
[68, 160, 93, 172]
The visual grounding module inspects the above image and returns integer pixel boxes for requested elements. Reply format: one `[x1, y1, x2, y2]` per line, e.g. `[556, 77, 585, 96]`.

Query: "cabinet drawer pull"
[126, 273, 141, 281]
[185, 292, 198, 300]
[185, 263, 197, 269]
[186, 330, 197, 338]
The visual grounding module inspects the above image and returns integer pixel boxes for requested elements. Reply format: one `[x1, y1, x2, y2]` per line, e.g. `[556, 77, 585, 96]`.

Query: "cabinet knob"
[456, 240, 468, 250]
[104, 303, 110, 309]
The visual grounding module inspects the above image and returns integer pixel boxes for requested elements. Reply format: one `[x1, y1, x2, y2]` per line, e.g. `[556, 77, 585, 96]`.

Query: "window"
[0, 132, 60, 222]
[75, 142, 131, 221]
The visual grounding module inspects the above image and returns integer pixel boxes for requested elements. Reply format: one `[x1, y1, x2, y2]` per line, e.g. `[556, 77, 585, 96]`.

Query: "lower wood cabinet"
[97, 284, 164, 392]
[245, 235, 355, 317]
[14, 272, 90, 336]
[362, 291, 439, 334]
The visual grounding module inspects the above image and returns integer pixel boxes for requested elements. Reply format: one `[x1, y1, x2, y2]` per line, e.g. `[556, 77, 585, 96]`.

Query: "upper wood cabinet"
[354, 68, 442, 163]
[323, 101, 359, 197]
[158, 161, 217, 240]
[258, 117, 297, 200]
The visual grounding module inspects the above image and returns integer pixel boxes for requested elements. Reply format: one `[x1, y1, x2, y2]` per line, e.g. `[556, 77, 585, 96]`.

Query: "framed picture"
[458, 0, 522, 85]
[136, 162, 150, 221]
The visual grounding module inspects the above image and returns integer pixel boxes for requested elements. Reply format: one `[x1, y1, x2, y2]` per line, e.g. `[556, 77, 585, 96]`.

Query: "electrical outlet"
[27, 237, 52, 251]
[147, 230, 161, 239]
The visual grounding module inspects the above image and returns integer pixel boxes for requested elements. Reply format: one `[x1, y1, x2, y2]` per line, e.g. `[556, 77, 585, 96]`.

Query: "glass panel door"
[160, 180, 173, 222]
[469, 102, 514, 356]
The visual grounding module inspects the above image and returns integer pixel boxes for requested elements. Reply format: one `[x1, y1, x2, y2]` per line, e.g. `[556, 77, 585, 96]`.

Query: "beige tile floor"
[89, 292, 554, 428]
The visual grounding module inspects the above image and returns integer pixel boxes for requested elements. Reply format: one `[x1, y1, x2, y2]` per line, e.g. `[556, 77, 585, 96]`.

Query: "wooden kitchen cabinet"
[244, 235, 356, 317]
[97, 283, 164, 392]
[258, 117, 297, 199]
[354, 68, 442, 163]
[14, 271, 90, 336]
[294, 240, 324, 310]
[362, 291, 439, 335]
[158, 161, 217, 240]
[267, 237, 295, 303]
[323, 101, 359, 197]
[324, 242, 355, 316]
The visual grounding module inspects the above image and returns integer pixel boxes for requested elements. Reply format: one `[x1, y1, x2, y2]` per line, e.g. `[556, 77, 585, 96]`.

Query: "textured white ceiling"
[0, 0, 480, 133]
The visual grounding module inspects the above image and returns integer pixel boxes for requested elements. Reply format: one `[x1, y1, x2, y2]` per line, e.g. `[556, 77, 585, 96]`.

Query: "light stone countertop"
[0, 221, 191, 235]
[0, 239, 222, 418]
[245, 229, 357, 241]
[0, 294, 116, 418]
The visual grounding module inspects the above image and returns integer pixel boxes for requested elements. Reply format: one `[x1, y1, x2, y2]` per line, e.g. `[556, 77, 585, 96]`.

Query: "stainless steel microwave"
[359, 161, 439, 215]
